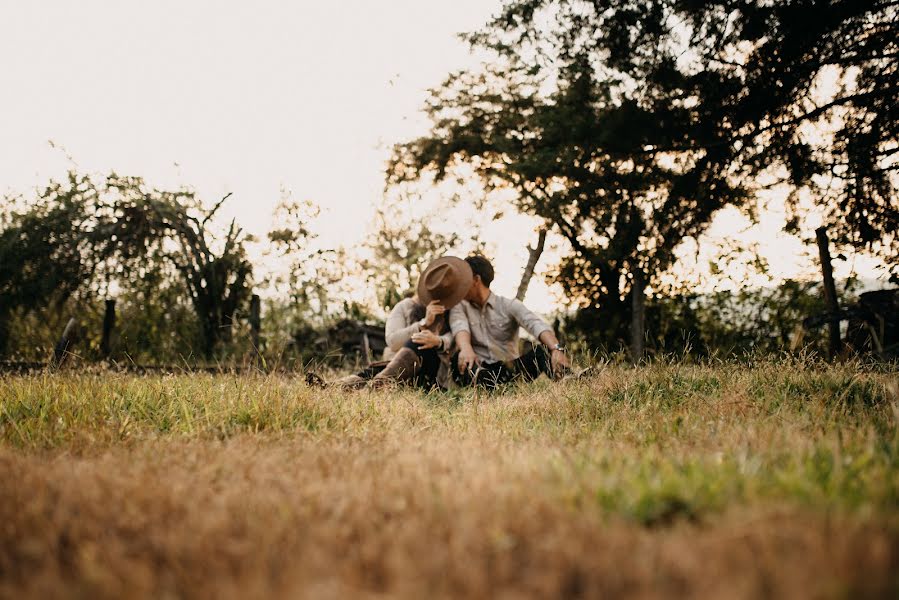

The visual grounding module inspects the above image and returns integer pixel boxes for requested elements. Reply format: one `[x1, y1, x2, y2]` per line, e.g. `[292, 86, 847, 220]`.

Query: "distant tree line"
[0, 172, 466, 365]
[0, 166, 878, 365]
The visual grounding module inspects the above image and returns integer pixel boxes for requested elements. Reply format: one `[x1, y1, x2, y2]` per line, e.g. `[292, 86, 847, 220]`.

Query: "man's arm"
[507, 298, 552, 340]
[538, 329, 570, 373]
[454, 330, 479, 372]
[449, 304, 478, 371]
[507, 299, 570, 373]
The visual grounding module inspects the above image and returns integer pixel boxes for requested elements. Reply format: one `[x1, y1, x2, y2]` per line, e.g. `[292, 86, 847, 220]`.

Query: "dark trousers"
[451, 345, 553, 389]
[402, 339, 441, 389]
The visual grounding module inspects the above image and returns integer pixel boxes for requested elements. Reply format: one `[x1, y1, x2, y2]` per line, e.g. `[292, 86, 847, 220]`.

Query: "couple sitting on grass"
[338, 255, 569, 390]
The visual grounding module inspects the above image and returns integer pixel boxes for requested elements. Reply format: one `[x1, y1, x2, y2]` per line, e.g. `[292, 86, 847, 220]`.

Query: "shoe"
[333, 374, 369, 390]
[305, 373, 326, 388]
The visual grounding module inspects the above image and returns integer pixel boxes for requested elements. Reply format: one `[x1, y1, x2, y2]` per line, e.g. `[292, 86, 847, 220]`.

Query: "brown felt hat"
[417, 256, 473, 310]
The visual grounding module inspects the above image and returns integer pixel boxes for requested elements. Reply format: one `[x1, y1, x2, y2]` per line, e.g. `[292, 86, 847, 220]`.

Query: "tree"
[390, 0, 898, 350]
[0, 171, 255, 360]
[265, 194, 359, 325]
[390, 53, 746, 348]
[103, 174, 254, 359]
[469, 0, 898, 271]
[0, 172, 117, 354]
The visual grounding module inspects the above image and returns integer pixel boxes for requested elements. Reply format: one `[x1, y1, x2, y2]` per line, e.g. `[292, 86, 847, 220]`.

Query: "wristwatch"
[552, 343, 565, 352]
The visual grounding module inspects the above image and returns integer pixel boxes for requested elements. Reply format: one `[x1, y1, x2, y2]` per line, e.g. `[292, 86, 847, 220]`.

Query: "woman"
[383, 298, 451, 361]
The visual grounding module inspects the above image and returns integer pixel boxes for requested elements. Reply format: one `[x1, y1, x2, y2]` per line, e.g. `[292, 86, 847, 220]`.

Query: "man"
[450, 255, 569, 388]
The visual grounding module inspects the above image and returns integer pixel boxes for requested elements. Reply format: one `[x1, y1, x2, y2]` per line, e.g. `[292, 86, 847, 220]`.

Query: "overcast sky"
[0, 1, 886, 313]
[0, 1, 497, 230]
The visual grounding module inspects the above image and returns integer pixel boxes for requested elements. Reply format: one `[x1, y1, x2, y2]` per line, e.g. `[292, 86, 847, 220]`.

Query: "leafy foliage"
[360, 192, 461, 311]
[103, 174, 255, 358]
[0, 172, 118, 353]
[0, 171, 254, 359]
[390, 0, 898, 347]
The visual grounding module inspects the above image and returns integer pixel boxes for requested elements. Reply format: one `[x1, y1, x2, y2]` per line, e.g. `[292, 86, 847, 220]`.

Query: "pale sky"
[0, 1, 887, 316]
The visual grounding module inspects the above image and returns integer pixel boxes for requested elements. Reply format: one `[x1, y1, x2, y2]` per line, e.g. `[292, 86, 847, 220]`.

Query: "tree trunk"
[630, 270, 645, 363]
[200, 313, 218, 360]
[516, 228, 547, 301]
[815, 226, 842, 360]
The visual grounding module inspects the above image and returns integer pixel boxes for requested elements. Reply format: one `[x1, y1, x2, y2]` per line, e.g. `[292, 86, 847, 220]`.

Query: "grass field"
[1, 360, 898, 599]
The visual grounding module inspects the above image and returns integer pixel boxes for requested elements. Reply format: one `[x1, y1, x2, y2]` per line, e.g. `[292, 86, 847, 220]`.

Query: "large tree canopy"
[468, 0, 898, 253]
[390, 0, 898, 348]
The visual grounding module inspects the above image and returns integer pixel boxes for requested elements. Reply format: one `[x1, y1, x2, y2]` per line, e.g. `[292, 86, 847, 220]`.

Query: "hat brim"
[416, 256, 473, 310]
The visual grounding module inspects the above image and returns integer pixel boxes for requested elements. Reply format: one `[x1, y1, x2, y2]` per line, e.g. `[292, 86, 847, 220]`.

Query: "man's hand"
[423, 300, 446, 327]
[550, 348, 570, 376]
[457, 346, 479, 372]
[411, 330, 441, 350]
[537, 330, 570, 378]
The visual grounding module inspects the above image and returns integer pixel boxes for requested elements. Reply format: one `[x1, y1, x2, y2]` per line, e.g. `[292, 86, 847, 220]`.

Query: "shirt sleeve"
[384, 301, 420, 352]
[449, 304, 471, 335]
[507, 298, 552, 340]
[439, 331, 454, 353]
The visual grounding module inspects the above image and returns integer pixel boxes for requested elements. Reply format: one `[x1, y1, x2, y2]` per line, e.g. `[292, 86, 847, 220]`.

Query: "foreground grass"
[1, 360, 898, 598]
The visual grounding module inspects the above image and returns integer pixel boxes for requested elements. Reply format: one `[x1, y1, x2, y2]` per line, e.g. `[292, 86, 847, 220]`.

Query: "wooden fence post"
[815, 226, 842, 359]
[101, 299, 116, 358]
[630, 269, 645, 364]
[249, 294, 261, 352]
[52, 318, 78, 368]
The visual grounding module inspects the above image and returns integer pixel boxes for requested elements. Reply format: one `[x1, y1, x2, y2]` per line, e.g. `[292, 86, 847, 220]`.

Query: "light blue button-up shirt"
[449, 292, 552, 362]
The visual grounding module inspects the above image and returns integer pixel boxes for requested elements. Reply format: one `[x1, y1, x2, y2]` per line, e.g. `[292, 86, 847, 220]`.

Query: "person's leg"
[371, 338, 448, 388]
[405, 339, 441, 389]
[450, 351, 514, 390]
[358, 361, 389, 379]
[475, 361, 514, 389]
[370, 346, 421, 386]
[451, 351, 475, 387]
[325, 360, 387, 389]
[512, 344, 553, 381]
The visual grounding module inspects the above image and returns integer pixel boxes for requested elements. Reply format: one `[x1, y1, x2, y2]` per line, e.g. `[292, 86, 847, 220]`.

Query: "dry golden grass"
[1, 361, 898, 598]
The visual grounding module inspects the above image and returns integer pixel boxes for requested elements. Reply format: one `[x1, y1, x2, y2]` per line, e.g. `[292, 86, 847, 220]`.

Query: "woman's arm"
[384, 300, 422, 352]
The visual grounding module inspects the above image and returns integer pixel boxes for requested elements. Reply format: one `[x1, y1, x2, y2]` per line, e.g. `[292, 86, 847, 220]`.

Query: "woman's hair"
[409, 302, 426, 322]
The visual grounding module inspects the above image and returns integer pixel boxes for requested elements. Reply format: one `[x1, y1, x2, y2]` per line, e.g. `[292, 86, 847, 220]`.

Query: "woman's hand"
[423, 300, 446, 327]
[411, 330, 442, 350]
